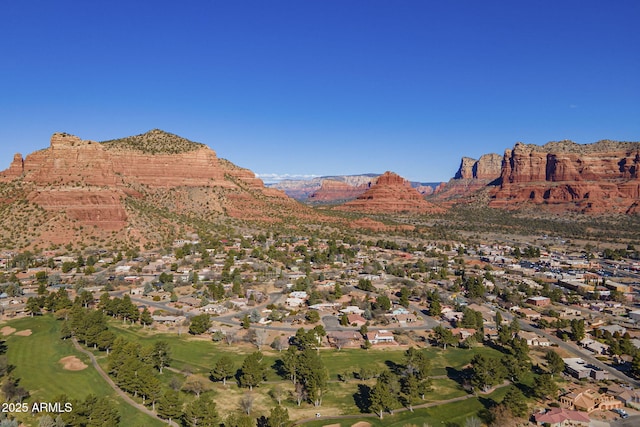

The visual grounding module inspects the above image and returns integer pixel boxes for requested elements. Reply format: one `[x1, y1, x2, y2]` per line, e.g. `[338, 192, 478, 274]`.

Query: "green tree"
[545, 350, 565, 377]
[224, 413, 255, 427]
[157, 389, 182, 423]
[570, 318, 585, 341]
[470, 354, 505, 392]
[266, 405, 291, 427]
[238, 352, 266, 390]
[369, 373, 397, 419]
[151, 341, 172, 374]
[533, 374, 558, 399]
[502, 386, 528, 418]
[140, 307, 153, 327]
[211, 355, 234, 386]
[189, 314, 212, 335]
[297, 348, 328, 406]
[183, 395, 219, 427]
[432, 325, 456, 349]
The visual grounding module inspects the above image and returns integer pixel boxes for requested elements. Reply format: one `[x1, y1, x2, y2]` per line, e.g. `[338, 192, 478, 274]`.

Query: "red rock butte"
[337, 171, 445, 214]
[490, 140, 640, 214]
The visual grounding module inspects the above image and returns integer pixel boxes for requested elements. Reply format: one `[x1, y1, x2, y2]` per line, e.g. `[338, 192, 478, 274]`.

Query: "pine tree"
[239, 352, 266, 390]
[211, 355, 234, 385]
[140, 307, 153, 327]
[183, 396, 219, 427]
[151, 341, 172, 374]
[157, 389, 182, 423]
[266, 405, 291, 427]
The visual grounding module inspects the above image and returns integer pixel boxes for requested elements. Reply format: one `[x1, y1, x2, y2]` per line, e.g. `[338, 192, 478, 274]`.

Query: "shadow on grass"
[353, 383, 372, 414]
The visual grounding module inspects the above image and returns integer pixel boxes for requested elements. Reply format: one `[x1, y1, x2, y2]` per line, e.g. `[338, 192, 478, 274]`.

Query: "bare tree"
[335, 337, 349, 351]
[254, 328, 269, 349]
[294, 382, 307, 406]
[239, 392, 255, 415]
[270, 336, 285, 352]
[182, 375, 209, 398]
[270, 384, 285, 405]
[225, 331, 236, 346]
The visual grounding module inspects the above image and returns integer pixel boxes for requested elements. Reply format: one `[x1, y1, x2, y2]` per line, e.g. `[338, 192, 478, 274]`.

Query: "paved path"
[71, 338, 178, 426]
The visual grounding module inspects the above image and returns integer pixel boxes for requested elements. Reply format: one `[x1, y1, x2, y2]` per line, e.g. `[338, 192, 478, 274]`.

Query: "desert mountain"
[336, 171, 445, 214]
[490, 140, 640, 214]
[0, 130, 305, 249]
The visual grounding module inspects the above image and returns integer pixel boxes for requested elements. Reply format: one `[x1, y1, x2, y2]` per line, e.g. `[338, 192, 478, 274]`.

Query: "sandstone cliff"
[0, 130, 303, 249]
[491, 140, 640, 213]
[337, 171, 445, 214]
[433, 153, 502, 201]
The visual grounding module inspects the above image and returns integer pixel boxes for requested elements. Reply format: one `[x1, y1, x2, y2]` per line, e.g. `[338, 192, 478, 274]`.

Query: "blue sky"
[1, 1, 638, 183]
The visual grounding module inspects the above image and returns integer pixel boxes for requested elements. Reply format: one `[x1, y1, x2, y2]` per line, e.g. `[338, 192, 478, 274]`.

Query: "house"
[285, 297, 305, 307]
[518, 308, 541, 320]
[579, 338, 609, 355]
[615, 387, 640, 409]
[152, 315, 187, 325]
[340, 306, 365, 315]
[366, 330, 395, 344]
[200, 304, 227, 315]
[559, 388, 623, 413]
[327, 331, 362, 348]
[518, 330, 551, 347]
[527, 296, 551, 307]
[450, 328, 476, 341]
[391, 313, 418, 326]
[598, 324, 626, 336]
[442, 310, 464, 324]
[533, 408, 590, 426]
[346, 314, 367, 327]
[289, 291, 308, 300]
[563, 358, 608, 381]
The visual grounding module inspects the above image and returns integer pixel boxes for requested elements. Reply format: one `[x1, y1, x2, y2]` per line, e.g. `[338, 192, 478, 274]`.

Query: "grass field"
[298, 386, 509, 427]
[2, 315, 524, 425]
[2, 316, 164, 427]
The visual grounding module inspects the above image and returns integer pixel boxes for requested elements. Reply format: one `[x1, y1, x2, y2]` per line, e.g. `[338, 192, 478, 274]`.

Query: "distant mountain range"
[267, 174, 440, 202]
[1, 130, 639, 250]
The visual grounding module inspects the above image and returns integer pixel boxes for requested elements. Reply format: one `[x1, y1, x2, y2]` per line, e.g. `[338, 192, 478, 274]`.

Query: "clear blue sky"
[1, 1, 638, 183]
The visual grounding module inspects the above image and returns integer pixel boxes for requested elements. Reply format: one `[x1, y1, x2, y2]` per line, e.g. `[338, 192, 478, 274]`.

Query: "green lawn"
[2, 316, 164, 427]
[18, 317, 521, 425]
[298, 386, 509, 427]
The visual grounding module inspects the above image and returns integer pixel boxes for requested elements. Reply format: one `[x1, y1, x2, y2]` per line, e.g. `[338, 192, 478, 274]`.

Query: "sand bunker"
[59, 356, 88, 371]
[1, 326, 16, 336]
[351, 423, 371, 427]
[15, 329, 32, 336]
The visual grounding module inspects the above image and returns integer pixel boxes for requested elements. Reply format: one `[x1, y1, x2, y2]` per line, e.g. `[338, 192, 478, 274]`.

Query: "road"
[498, 311, 640, 388]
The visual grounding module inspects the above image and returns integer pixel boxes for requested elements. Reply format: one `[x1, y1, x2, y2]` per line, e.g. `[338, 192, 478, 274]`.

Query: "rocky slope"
[336, 171, 445, 214]
[490, 140, 640, 213]
[0, 130, 304, 249]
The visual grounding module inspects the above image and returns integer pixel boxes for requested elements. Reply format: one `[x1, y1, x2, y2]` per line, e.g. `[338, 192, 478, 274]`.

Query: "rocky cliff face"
[0, 130, 302, 249]
[453, 154, 503, 180]
[491, 140, 640, 213]
[337, 171, 444, 214]
[433, 153, 502, 201]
